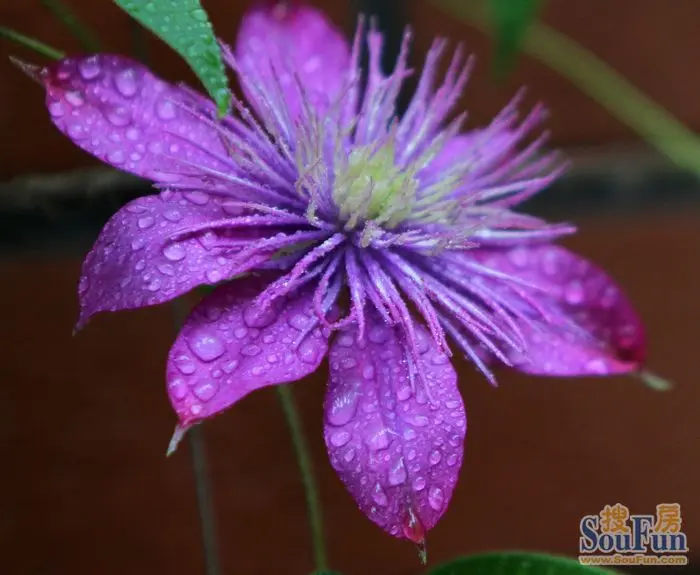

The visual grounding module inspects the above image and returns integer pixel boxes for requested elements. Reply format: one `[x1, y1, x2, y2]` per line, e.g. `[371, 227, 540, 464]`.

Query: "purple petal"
[323, 313, 466, 543]
[77, 193, 282, 328]
[42, 55, 229, 182]
[234, 3, 350, 118]
[167, 276, 329, 426]
[470, 244, 646, 375]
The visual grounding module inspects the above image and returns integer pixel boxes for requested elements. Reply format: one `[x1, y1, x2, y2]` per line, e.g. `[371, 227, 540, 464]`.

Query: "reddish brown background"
[1, 1, 699, 574]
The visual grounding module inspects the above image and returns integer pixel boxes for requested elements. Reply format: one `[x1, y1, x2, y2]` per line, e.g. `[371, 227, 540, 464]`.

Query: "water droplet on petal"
[163, 209, 182, 222]
[372, 483, 389, 507]
[428, 486, 445, 511]
[297, 337, 321, 365]
[343, 448, 356, 463]
[243, 304, 278, 328]
[329, 430, 351, 447]
[446, 454, 459, 467]
[114, 68, 138, 97]
[65, 91, 84, 107]
[429, 450, 442, 466]
[388, 458, 407, 486]
[138, 216, 155, 229]
[174, 355, 196, 375]
[327, 385, 360, 426]
[78, 56, 101, 80]
[188, 331, 225, 362]
[362, 365, 375, 380]
[396, 385, 411, 401]
[241, 344, 261, 357]
[184, 190, 209, 205]
[412, 476, 426, 492]
[585, 358, 608, 374]
[368, 325, 390, 344]
[131, 237, 146, 251]
[222, 360, 238, 373]
[168, 378, 188, 400]
[193, 380, 217, 401]
[163, 243, 186, 261]
[233, 327, 248, 339]
[134, 259, 146, 271]
[107, 150, 125, 164]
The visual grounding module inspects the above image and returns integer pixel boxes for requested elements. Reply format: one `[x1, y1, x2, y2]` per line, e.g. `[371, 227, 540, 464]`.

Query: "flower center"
[333, 140, 418, 230]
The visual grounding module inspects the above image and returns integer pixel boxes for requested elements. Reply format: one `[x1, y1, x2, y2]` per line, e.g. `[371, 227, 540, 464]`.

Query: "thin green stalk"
[276, 385, 328, 573]
[0, 26, 65, 59]
[39, 0, 101, 52]
[171, 299, 222, 575]
[434, 0, 700, 176]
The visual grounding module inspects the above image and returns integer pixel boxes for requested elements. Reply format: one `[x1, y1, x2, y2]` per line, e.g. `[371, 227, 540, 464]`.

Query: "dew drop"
[78, 57, 101, 80]
[297, 337, 320, 365]
[429, 450, 442, 466]
[157, 263, 175, 276]
[163, 243, 186, 261]
[107, 149, 125, 165]
[233, 327, 248, 339]
[206, 269, 222, 283]
[585, 358, 608, 374]
[362, 365, 375, 380]
[193, 381, 217, 402]
[564, 280, 585, 305]
[134, 259, 146, 271]
[412, 476, 426, 492]
[327, 386, 360, 426]
[287, 313, 310, 331]
[241, 344, 261, 357]
[403, 428, 417, 441]
[163, 209, 182, 222]
[371, 483, 389, 507]
[343, 448, 356, 463]
[146, 278, 161, 292]
[188, 331, 225, 362]
[184, 190, 209, 205]
[428, 486, 445, 511]
[243, 304, 278, 328]
[49, 101, 65, 117]
[387, 458, 407, 486]
[65, 91, 84, 107]
[396, 385, 411, 401]
[168, 378, 188, 401]
[138, 216, 155, 229]
[114, 68, 138, 97]
[329, 430, 351, 447]
[340, 357, 357, 370]
[131, 237, 145, 251]
[364, 424, 390, 451]
[174, 355, 196, 375]
[222, 360, 239, 374]
[368, 325, 390, 344]
[446, 453, 459, 467]
[106, 107, 130, 126]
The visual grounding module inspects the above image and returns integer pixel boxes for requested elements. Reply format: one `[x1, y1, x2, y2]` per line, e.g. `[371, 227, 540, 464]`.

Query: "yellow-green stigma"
[333, 140, 418, 230]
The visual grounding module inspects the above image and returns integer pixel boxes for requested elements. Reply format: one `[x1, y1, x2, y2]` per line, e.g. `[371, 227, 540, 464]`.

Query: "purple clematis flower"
[31, 2, 645, 546]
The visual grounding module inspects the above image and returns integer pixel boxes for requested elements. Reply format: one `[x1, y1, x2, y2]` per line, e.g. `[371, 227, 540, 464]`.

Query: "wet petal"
[471, 244, 646, 375]
[42, 54, 228, 182]
[77, 193, 278, 328]
[235, 3, 350, 118]
[323, 313, 466, 542]
[167, 276, 329, 426]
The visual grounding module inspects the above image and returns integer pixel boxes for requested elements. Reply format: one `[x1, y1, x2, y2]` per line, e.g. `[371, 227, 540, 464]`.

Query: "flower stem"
[275, 385, 328, 572]
[39, 0, 101, 52]
[433, 0, 700, 176]
[0, 26, 65, 59]
[171, 299, 222, 575]
[188, 426, 223, 575]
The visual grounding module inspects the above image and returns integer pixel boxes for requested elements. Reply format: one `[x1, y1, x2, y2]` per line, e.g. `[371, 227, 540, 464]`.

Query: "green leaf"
[427, 551, 617, 575]
[113, 0, 230, 116]
[488, 0, 542, 77]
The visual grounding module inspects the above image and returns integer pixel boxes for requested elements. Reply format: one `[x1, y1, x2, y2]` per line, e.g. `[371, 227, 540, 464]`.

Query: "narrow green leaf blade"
[488, 0, 542, 76]
[427, 551, 617, 575]
[114, 0, 230, 116]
